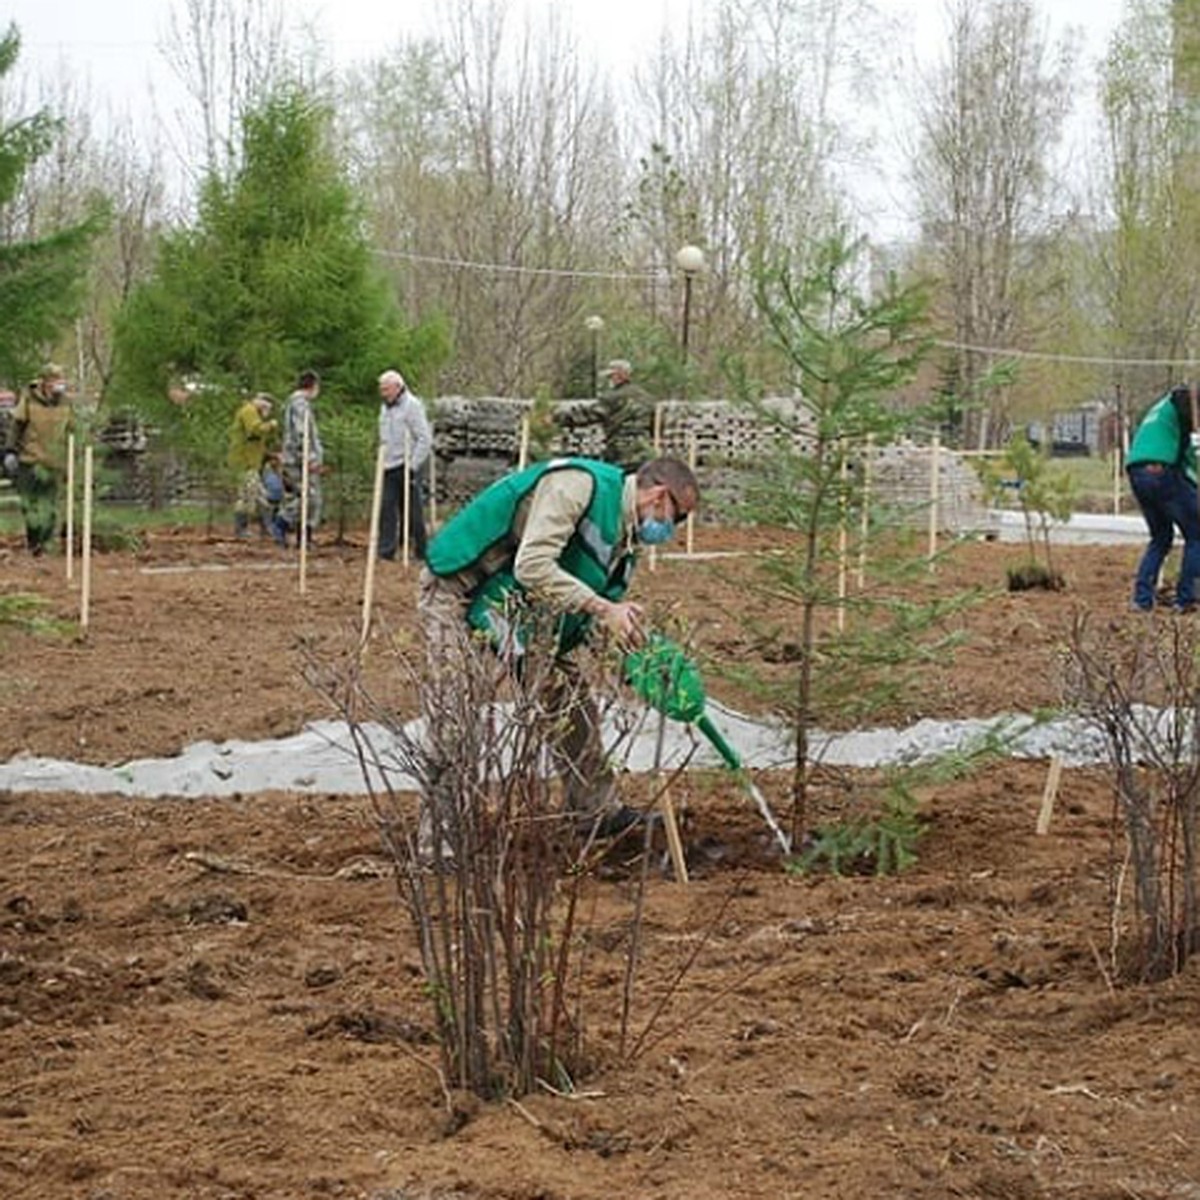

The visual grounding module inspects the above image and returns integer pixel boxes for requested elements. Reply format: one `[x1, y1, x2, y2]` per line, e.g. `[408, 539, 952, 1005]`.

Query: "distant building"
[1026, 399, 1115, 457]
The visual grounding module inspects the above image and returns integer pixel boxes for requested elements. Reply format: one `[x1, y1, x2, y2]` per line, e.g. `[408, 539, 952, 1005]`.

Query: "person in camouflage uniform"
[2, 364, 73, 556]
[275, 369, 323, 547]
[596, 359, 655, 470]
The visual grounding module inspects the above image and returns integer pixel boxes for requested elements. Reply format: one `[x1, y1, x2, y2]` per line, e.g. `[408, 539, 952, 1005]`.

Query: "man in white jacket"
[377, 368, 433, 561]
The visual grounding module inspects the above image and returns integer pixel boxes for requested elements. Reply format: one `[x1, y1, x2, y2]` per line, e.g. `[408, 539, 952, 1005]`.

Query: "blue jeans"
[1129, 463, 1200, 609]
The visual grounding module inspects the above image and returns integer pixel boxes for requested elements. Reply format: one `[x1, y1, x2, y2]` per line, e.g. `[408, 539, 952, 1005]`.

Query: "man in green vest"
[419, 455, 700, 838]
[1127, 383, 1200, 612]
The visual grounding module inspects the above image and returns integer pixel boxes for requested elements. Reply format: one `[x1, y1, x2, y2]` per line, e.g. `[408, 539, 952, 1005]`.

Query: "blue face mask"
[638, 516, 676, 545]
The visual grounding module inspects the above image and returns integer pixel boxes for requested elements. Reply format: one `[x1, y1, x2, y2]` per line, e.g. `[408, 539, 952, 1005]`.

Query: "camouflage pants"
[234, 467, 270, 523]
[16, 463, 60, 554]
[416, 569, 615, 816]
[279, 470, 321, 532]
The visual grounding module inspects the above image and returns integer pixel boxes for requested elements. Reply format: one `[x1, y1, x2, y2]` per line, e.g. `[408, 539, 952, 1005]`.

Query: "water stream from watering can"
[742, 777, 792, 855]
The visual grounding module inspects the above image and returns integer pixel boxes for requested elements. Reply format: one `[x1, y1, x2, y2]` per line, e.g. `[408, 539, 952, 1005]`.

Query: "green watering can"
[623, 633, 742, 770]
[623, 632, 792, 854]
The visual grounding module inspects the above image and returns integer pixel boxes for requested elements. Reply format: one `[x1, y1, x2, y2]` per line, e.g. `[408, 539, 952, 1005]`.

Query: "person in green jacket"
[418, 454, 700, 839]
[2, 363, 73, 556]
[227, 392, 278, 539]
[1127, 383, 1200, 612]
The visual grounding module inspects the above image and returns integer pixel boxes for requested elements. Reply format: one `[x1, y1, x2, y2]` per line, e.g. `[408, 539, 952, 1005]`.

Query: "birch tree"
[341, 0, 622, 396]
[1088, 0, 1200, 417]
[630, 0, 863, 391]
[340, 0, 879, 398]
[161, 0, 312, 182]
[911, 0, 1074, 447]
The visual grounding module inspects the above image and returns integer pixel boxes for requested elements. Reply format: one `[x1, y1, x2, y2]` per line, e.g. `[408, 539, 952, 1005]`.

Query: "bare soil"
[1, 525, 1198, 1200]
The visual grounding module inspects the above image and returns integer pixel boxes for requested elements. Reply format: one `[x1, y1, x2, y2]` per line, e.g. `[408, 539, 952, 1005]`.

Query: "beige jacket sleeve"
[513, 467, 635, 612]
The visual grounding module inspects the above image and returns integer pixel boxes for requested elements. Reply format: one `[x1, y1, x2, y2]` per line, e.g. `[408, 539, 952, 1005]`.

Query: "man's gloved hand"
[2, 451, 18, 479]
[1190, 431, 1200, 454]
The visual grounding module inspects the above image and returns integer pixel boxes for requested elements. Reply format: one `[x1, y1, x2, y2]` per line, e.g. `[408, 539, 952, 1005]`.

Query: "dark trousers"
[378, 465, 427, 560]
[1129, 462, 1200, 609]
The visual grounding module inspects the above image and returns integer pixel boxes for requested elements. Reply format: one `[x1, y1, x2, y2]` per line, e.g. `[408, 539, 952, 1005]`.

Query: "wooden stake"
[299, 413, 310, 595]
[428, 444, 438, 531]
[837, 448, 848, 633]
[361, 443, 386, 649]
[659, 785, 689, 884]
[1190, 385, 1200, 530]
[518, 414, 530, 471]
[1036, 756, 1063, 836]
[650, 403, 664, 573]
[686, 429, 697, 557]
[1113, 405, 1123, 518]
[651, 704, 687, 884]
[928, 434, 940, 569]
[80, 445, 93, 632]
[65, 432, 75, 583]
[401, 427, 411, 569]
[858, 433, 873, 590]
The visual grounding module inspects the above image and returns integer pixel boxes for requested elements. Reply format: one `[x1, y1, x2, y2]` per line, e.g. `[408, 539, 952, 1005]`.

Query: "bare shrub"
[308, 613, 697, 1101]
[1064, 610, 1200, 982]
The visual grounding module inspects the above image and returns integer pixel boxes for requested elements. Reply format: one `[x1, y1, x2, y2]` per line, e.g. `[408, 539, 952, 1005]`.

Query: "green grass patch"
[0, 592, 75, 639]
[972, 452, 1124, 515]
[0, 500, 216, 538]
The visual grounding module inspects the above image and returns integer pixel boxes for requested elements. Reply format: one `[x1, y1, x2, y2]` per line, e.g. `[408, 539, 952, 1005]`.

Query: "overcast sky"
[4, 0, 1129, 239]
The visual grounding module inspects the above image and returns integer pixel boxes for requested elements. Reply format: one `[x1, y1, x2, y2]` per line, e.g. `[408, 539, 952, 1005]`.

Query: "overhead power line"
[933, 339, 1200, 368]
[374, 247, 662, 282]
[374, 249, 1200, 368]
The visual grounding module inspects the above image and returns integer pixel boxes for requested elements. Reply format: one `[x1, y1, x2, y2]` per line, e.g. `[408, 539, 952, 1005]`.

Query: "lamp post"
[676, 244, 705, 363]
[584, 314, 604, 398]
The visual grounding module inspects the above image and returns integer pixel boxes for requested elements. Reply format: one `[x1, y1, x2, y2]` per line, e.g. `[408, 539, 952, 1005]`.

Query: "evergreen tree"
[112, 83, 448, 495]
[736, 231, 974, 848]
[0, 24, 108, 385]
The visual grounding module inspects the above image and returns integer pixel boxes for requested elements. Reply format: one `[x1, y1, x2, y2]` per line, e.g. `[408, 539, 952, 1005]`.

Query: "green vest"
[427, 457, 633, 653]
[1129, 391, 1196, 480]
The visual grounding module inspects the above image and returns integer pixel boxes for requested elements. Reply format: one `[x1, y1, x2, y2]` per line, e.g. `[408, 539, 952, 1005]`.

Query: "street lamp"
[676, 244, 705, 364]
[584, 314, 604, 398]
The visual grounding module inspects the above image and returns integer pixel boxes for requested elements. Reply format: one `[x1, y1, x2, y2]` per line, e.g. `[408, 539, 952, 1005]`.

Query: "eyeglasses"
[666, 489, 691, 522]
